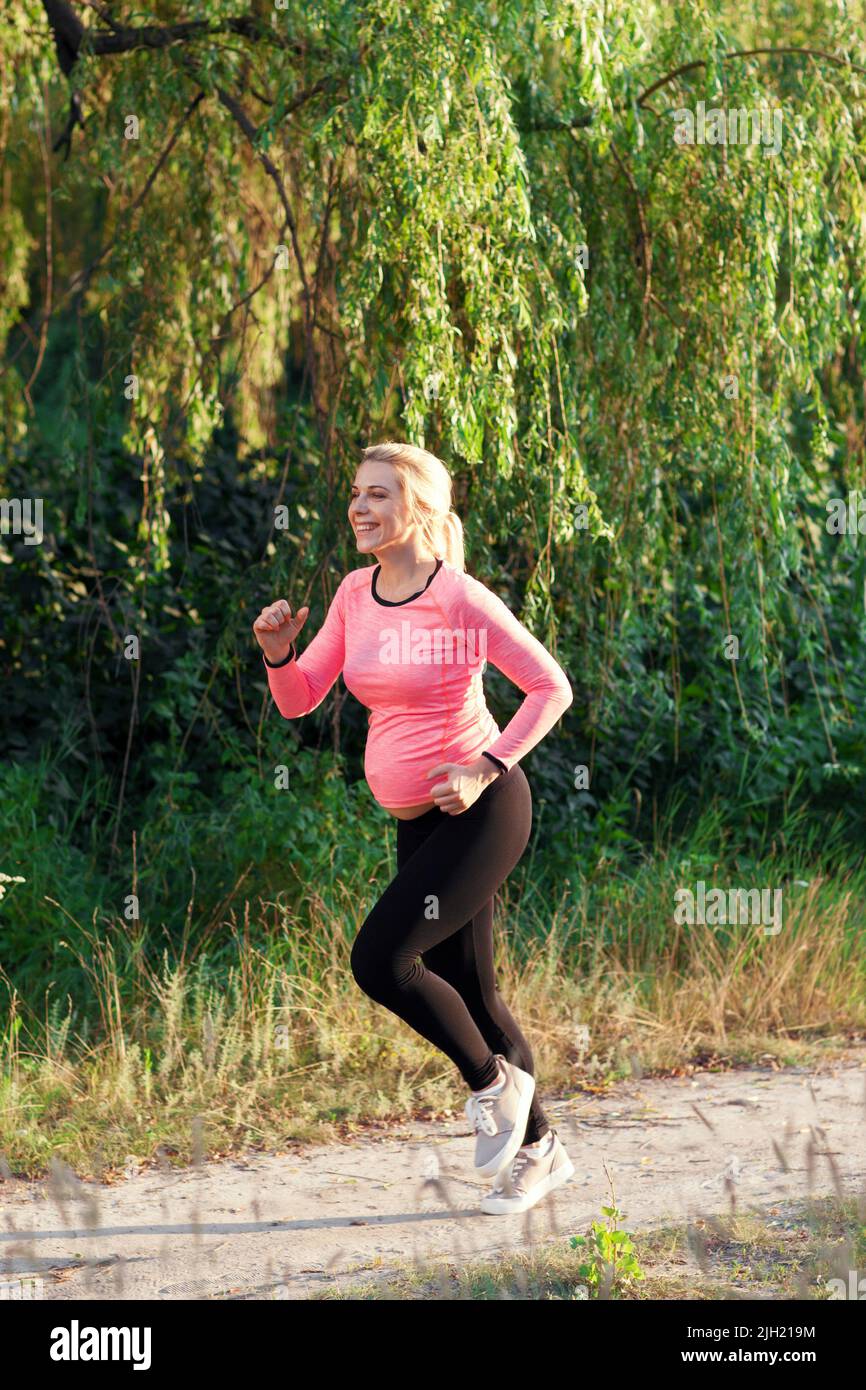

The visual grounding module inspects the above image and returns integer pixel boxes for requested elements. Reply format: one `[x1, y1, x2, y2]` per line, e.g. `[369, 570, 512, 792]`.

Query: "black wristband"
[481, 751, 508, 776]
[263, 642, 297, 669]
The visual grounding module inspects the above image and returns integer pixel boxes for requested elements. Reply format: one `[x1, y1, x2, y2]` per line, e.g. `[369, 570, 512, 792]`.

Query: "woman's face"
[349, 461, 413, 555]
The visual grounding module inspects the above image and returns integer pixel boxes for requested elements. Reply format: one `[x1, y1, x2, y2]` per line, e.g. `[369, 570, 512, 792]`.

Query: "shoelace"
[466, 1094, 500, 1136]
[493, 1149, 533, 1194]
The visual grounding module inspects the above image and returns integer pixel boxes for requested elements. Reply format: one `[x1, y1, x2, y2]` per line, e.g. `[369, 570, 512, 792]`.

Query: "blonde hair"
[358, 441, 465, 572]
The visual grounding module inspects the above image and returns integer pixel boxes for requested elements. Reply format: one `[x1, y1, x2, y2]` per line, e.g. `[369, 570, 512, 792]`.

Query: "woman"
[252, 441, 575, 1215]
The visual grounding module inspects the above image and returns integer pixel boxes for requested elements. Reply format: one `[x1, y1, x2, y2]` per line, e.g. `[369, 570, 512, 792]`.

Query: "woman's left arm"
[462, 573, 573, 773]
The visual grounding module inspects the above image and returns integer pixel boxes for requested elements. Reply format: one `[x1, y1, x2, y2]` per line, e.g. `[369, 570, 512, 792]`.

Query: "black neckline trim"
[371, 556, 443, 606]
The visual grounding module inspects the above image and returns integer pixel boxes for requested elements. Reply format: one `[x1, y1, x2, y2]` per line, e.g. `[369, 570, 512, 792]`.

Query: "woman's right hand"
[252, 599, 310, 664]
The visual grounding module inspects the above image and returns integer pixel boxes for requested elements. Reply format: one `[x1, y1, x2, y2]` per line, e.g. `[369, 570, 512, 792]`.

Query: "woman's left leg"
[420, 899, 552, 1145]
[395, 799, 551, 1143]
[350, 764, 533, 1094]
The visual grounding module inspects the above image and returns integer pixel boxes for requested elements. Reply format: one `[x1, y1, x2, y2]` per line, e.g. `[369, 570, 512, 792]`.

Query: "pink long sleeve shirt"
[263, 557, 573, 808]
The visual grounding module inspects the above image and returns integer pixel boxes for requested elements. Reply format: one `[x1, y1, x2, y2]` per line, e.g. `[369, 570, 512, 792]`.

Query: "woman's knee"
[350, 929, 381, 995]
[350, 928, 416, 997]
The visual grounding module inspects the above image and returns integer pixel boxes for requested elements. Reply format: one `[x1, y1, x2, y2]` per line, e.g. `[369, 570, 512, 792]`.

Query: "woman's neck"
[374, 549, 439, 601]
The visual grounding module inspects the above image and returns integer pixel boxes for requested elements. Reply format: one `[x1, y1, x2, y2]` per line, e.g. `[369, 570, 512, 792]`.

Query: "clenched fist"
[252, 599, 310, 665]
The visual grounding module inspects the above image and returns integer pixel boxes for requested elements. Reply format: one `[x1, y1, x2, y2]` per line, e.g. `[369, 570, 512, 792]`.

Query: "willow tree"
[3, 0, 866, 884]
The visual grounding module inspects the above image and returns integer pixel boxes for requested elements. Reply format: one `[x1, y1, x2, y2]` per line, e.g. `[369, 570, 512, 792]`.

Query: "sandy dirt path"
[2, 1053, 864, 1300]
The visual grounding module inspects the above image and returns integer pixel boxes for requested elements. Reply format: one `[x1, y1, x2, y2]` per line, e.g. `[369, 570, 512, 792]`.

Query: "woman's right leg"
[396, 815, 551, 1145]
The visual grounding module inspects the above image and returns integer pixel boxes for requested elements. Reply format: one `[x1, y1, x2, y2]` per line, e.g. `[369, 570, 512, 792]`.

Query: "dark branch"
[43, 0, 84, 75]
[44, 1, 318, 68]
[519, 109, 595, 132]
[52, 90, 85, 159]
[638, 46, 866, 108]
[41, 1, 340, 159]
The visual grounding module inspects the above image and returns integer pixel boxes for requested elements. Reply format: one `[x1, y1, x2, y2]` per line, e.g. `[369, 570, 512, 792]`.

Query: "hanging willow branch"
[4, 0, 866, 845]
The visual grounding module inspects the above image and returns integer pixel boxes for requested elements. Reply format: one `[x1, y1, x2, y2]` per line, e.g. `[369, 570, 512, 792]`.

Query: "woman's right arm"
[253, 576, 348, 718]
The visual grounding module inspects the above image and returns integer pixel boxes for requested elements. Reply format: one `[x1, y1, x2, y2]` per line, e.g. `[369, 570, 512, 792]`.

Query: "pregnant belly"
[365, 704, 499, 814]
[383, 799, 437, 819]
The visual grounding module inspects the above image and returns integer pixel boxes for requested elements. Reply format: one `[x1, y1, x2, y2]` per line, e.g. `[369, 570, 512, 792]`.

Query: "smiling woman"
[3, 0, 865, 1275]
[251, 439, 575, 1211]
[255, 441, 573, 818]
[347, 443, 460, 609]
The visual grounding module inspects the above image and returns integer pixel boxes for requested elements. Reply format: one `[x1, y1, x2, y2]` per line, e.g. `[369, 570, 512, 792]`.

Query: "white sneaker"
[480, 1128, 575, 1215]
[464, 1055, 536, 1177]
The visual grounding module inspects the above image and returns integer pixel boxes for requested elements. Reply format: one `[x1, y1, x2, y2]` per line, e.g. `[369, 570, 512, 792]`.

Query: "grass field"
[2, 813, 864, 1179]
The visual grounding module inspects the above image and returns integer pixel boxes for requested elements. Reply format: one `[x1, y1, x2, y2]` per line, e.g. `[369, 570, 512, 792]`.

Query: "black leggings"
[350, 762, 551, 1146]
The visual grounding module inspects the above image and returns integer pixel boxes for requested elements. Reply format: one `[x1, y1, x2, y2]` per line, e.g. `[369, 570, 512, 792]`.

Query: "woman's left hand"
[425, 759, 499, 815]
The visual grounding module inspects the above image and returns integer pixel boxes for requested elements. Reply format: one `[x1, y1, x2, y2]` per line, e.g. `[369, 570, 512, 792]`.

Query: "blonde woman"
[252, 442, 575, 1214]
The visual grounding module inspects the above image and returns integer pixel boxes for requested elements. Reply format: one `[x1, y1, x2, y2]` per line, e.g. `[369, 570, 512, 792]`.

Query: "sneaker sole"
[479, 1156, 575, 1215]
[474, 1066, 537, 1177]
